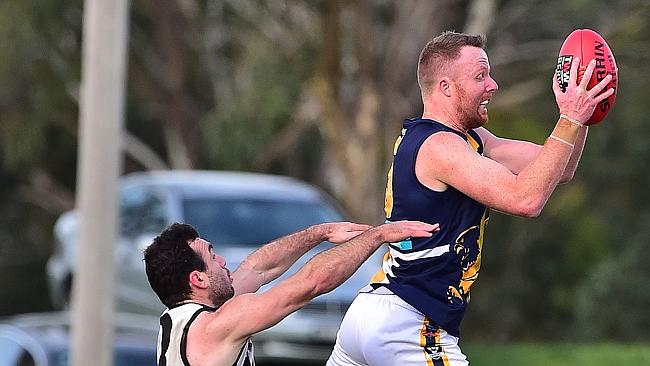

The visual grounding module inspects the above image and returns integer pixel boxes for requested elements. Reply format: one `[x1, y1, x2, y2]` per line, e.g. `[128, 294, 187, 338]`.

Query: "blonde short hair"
[417, 31, 486, 94]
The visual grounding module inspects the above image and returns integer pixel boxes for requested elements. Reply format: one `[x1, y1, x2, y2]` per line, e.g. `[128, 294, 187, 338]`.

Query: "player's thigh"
[365, 329, 467, 366]
[328, 291, 469, 366]
[364, 300, 468, 366]
[328, 292, 381, 366]
[327, 339, 366, 366]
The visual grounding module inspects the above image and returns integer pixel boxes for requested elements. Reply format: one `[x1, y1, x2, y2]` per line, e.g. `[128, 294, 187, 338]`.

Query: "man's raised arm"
[231, 222, 371, 295]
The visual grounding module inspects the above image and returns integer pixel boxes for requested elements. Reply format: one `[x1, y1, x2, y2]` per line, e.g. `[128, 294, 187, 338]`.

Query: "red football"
[555, 29, 618, 125]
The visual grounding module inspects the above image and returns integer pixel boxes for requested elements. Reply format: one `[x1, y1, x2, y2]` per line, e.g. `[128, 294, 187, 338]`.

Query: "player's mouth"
[479, 99, 490, 115]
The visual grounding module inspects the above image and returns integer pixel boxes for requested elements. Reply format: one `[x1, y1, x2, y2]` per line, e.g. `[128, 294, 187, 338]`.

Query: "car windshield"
[183, 198, 343, 246]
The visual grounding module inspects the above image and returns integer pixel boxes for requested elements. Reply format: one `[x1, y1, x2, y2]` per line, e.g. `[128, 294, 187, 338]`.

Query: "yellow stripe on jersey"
[421, 320, 435, 366]
[465, 132, 480, 152]
[369, 251, 391, 283]
[421, 319, 451, 366]
[385, 132, 404, 218]
[384, 163, 395, 218]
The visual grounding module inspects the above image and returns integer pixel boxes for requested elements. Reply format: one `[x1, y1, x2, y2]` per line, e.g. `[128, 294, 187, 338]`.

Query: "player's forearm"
[238, 224, 329, 284]
[295, 227, 386, 297]
[559, 125, 588, 183]
[511, 117, 578, 216]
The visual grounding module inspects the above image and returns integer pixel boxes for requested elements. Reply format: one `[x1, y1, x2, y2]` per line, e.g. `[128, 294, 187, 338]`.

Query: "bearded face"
[454, 82, 489, 130]
[448, 46, 498, 130]
[207, 267, 235, 308]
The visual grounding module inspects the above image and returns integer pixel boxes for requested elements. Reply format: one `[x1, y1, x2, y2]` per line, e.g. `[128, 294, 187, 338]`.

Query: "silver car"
[46, 170, 383, 362]
[0, 311, 158, 366]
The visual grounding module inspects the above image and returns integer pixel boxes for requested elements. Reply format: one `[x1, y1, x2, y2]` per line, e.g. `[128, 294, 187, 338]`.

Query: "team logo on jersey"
[447, 209, 489, 305]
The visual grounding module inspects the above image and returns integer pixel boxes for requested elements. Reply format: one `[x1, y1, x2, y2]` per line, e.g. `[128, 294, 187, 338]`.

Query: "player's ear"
[439, 77, 453, 97]
[189, 270, 207, 289]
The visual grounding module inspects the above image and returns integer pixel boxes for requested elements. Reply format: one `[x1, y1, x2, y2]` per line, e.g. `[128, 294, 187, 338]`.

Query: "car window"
[119, 187, 168, 238]
[183, 198, 343, 246]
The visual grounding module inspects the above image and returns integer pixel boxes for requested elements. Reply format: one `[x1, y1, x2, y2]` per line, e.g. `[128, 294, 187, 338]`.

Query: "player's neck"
[422, 107, 467, 133]
[186, 293, 215, 308]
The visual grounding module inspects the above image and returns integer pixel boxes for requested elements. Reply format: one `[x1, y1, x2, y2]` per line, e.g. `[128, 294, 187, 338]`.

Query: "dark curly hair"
[143, 223, 205, 307]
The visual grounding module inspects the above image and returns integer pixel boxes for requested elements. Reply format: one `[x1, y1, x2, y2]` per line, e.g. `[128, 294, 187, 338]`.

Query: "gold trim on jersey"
[420, 319, 451, 366]
[465, 132, 480, 152]
[384, 129, 405, 218]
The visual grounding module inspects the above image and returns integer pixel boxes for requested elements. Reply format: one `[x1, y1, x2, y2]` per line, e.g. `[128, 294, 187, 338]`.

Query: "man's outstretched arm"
[220, 221, 439, 342]
[231, 222, 371, 295]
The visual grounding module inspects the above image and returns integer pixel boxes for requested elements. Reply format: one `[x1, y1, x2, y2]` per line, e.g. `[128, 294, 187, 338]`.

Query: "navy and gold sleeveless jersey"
[370, 118, 489, 337]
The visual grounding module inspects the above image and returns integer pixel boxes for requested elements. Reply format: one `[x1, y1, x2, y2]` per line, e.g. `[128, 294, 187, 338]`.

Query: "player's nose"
[216, 255, 226, 267]
[487, 76, 498, 92]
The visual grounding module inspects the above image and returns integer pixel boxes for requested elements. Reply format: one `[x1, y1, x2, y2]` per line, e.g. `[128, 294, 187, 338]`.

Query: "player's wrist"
[559, 113, 585, 127]
[309, 223, 330, 243]
[547, 135, 574, 148]
[367, 225, 389, 244]
[549, 116, 581, 148]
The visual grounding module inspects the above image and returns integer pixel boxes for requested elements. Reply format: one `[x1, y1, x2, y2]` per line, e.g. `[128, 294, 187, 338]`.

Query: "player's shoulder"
[186, 310, 249, 365]
[421, 129, 472, 151]
[191, 299, 237, 333]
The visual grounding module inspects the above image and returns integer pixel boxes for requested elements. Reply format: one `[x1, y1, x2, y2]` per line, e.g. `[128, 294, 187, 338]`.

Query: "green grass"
[463, 343, 650, 365]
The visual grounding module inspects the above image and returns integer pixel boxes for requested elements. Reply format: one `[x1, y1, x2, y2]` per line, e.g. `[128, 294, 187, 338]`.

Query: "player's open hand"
[552, 57, 614, 124]
[319, 222, 372, 244]
[377, 221, 440, 243]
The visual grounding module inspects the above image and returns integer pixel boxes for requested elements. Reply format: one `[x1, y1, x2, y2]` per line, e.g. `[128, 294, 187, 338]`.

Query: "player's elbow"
[296, 267, 335, 300]
[310, 272, 337, 297]
[558, 171, 575, 184]
[512, 198, 544, 218]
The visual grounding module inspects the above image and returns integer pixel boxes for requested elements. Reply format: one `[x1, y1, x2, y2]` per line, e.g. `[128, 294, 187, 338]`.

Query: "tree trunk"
[312, 0, 471, 223]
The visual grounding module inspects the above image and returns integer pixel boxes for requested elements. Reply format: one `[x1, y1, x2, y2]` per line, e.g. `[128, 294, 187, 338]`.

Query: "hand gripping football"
[555, 29, 618, 125]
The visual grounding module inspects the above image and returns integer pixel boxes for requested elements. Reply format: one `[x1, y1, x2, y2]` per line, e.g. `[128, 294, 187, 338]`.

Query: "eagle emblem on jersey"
[447, 209, 489, 305]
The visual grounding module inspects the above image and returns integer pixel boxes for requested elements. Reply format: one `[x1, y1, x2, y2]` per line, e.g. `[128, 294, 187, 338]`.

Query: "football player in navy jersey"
[327, 31, 614, 366]
[144, 220, 438, 366]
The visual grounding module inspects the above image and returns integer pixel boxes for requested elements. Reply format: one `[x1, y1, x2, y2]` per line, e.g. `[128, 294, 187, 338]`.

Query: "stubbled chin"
[471, 108, 487, 128]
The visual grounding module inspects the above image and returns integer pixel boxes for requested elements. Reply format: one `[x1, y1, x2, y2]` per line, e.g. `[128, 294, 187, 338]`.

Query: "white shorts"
[327, 288, 468, 366]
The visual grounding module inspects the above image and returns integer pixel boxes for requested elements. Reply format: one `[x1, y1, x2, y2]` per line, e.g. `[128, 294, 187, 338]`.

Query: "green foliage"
[200, 31, 319, 176]
[0, 171, 56, 314]
[487, 111, 548, 144]
[0, 0, 82, 313]
[464, 343, 650, 366]
[0, 0, 81, 174]
[575, 218, 650, 340]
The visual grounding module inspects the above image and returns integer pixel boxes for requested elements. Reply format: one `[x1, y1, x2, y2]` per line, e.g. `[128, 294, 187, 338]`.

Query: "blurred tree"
[307, 0, 472, 222]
